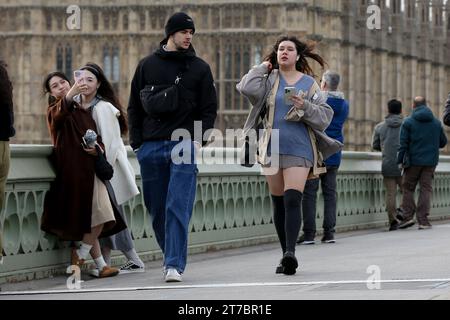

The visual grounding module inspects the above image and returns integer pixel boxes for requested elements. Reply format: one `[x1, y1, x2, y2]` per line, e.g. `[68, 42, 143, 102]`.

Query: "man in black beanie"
[128, 12, 217, 282]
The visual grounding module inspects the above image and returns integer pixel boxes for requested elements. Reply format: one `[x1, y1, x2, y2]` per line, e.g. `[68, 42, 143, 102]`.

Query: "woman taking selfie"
[237, 36, 341, 276]
[41, 71, 125, 278]
[74, 63, 144, 274]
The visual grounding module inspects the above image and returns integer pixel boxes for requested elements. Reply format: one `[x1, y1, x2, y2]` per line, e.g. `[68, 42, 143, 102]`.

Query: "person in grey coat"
[372, 99, 404, 231]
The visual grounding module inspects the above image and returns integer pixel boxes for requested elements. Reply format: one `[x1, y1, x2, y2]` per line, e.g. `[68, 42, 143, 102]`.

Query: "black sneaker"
[119, 260, 145, 274]
[398, 219, 415, 229]
[389, 220, 399, 231]
[296, 234, 315, 245]
[321, 234, 335, 243]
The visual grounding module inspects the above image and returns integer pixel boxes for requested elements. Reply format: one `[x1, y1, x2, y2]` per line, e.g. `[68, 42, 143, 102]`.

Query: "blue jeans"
[302, 166, 338, 238]
[137, 140, 198, 273]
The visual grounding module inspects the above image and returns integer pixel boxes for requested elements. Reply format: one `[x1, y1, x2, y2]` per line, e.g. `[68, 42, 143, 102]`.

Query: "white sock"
[94, 256, 107, 270]
[76, 243, 92, 260]
[124, 249, 144, 268]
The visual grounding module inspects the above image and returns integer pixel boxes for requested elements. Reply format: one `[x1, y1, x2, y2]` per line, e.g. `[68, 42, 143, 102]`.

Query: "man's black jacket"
[128, 40, 217, 150]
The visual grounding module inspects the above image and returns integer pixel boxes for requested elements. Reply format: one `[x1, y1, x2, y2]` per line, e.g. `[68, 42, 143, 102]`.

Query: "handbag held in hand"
[94, 145, 114, 181]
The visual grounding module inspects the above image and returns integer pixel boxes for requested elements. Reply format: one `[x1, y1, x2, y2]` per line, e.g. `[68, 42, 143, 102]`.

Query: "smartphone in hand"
[284, 87, 296, 105]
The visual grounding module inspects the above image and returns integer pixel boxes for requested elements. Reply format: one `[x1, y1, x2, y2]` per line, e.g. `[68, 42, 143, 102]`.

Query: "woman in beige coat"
[237, 36, 342, 276]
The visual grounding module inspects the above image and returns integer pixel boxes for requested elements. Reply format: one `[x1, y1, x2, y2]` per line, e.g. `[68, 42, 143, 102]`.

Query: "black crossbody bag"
[139, 63, 190, 117]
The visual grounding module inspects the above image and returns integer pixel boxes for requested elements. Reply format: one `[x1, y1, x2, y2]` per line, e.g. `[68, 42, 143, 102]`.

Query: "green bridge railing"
[1, 145, 450, 283]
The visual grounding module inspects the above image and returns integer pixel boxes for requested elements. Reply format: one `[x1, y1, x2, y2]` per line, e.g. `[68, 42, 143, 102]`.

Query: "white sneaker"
[164, 268, 182, 282]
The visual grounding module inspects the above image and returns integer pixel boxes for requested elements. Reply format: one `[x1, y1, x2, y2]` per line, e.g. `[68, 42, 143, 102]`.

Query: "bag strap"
[174, 60, 191, 85]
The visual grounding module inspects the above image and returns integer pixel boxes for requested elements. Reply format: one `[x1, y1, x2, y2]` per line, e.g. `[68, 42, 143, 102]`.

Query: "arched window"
[103, 13, 110, 29]
[243, 47, 250, 73]
[56, 46, 63, 72]
[111, 11, 118, 30]
[225, 46, 232, 79]
[103, 45, 120, 93]
[234, 50, 241, 80]
[45, 11, 52, 31]
[112, 46, 120, 83]
[103, 45, 111, 79]
[92, 12, 99, 31]
[122, 13, 129, 30]
[56, 45, 72, 78]
[65, 46, 72, 77]
[140, 12, 146, 30]
[253, 44, 262, 66]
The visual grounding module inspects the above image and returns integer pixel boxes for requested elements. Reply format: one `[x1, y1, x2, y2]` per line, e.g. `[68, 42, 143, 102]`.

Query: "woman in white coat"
[75, 62, 144, 275]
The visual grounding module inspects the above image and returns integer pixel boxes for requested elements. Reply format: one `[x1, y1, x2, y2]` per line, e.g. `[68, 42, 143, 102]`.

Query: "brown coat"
[41, 98, 126, 241]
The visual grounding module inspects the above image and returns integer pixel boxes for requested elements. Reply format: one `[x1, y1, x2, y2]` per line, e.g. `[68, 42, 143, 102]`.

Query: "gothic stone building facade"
[1, 0, 450, 152]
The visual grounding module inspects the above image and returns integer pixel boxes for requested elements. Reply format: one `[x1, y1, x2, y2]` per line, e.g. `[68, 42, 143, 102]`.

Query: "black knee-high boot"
[271, 195, 286, 254]
[282, 189, 303, 275]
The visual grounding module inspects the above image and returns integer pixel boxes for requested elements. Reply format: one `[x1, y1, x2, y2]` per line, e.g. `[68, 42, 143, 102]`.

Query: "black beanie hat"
[165, 12, 195, 37]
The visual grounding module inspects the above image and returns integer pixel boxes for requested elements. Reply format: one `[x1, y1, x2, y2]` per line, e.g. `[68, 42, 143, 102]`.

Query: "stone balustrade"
[2, 145, 450, 283]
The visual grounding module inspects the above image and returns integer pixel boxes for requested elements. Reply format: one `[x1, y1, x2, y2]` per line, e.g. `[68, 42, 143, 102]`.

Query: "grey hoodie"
[372, 114, 404, 177]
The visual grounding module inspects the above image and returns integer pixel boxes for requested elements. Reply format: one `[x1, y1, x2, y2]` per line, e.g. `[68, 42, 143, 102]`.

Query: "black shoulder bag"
[241, 77, 270, 168]
[139, 68, 187, 117]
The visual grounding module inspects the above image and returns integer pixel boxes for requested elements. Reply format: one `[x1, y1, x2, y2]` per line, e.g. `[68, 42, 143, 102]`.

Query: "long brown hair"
[43, 71, 70, 105]
[264, 36, 326, 77]
[81, 62, 128, 136]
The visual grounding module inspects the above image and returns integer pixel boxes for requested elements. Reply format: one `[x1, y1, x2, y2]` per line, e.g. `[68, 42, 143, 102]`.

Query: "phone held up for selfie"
[73, 70, 85, 83]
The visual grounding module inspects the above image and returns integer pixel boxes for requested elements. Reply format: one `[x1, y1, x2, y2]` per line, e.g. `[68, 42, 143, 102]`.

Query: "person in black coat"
[443, 93, 450, 126]
[0, 60, 15, 263]
[127, 12, 217, 282]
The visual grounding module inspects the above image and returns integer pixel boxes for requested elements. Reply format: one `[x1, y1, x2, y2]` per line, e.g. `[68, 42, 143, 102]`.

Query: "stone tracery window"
[103, 45, 120, 93]
[56, 45, 72, 78]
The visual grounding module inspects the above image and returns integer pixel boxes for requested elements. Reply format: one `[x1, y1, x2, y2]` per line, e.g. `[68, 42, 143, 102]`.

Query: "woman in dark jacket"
[41, 71, 126, 278]
[0, 60, 15, 264]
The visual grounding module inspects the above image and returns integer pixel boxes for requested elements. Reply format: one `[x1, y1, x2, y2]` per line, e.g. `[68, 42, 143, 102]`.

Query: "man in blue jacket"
[297, 71, 349, 244]
[398, 97, 447, 230]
